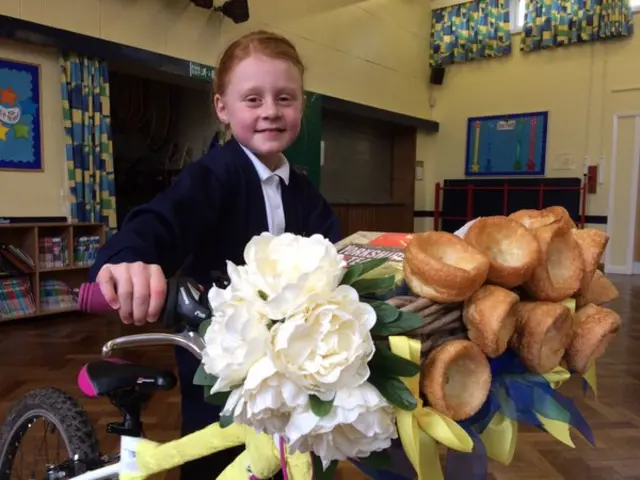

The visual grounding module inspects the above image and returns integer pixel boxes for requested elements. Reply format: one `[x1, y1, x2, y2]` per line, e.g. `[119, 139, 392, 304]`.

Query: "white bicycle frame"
[70, 330, 207, 480]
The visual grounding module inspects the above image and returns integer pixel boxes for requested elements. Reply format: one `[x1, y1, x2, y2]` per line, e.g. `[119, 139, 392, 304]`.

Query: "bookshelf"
[0, 222, 105, 322]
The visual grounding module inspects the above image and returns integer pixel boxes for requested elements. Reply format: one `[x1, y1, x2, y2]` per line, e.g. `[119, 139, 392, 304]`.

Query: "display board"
[465, 111, 548, 176]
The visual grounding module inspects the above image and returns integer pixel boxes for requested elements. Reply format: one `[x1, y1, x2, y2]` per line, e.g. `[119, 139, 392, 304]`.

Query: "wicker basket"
[385, 296, 467, 358]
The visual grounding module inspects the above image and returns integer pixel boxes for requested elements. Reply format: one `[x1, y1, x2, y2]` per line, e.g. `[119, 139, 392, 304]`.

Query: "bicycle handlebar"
[77, 277, 212, 332]
[77, 282, 116, 314]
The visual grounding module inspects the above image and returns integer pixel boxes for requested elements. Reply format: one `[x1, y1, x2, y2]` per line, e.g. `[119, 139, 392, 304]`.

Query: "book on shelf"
[39, 236, 69, 269]
[0, 276, 36, 319]
[0, 244, 35, 275]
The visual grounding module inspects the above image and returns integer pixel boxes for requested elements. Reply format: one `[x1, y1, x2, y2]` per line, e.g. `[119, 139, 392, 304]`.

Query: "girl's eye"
[245, 97, 261, 105]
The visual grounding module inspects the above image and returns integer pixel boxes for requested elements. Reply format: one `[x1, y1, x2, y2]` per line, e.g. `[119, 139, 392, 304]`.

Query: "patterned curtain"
[60, 53, 117, 236]
[520, 0, 634, 51]
[430, 0, 512, 67]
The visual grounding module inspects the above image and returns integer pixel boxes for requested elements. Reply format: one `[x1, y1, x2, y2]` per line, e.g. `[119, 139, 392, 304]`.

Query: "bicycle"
[0, 277, 213, 480]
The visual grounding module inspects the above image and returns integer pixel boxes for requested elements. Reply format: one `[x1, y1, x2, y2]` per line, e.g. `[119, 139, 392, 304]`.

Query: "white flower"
[201, 290, 271, 393]
[269, 285, 376, 400]
[222, 356, 308, 435]
[285, 383, 398, 468]
[232, 233, 347, 319]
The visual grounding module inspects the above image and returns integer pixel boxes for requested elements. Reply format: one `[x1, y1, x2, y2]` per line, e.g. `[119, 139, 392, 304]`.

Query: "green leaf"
[312, 455, 338, 479]
[351, 275, 396, 295]
[369, 345, 421, 378]
[357, 258, 388, 276]
[340, 263, 363, 286]
[193, 364, 218, 386]
[309, 394, 334, 417]
[367, 300, 400, 324]
[219, 414, 234, 429]
[358, 450, 392, 470]
[370, 311, 424, 336]
[368, 375, 417, 411]
[258, 289, 269, 300]
[198, 318, 212, 337]
[204, 388, 230, 407]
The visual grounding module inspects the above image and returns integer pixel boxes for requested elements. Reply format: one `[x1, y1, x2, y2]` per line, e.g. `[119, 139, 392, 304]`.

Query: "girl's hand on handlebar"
[95, 262, 167, 325]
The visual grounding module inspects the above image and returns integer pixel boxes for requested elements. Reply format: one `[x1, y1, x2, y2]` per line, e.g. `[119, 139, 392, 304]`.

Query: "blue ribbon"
[460, 349, 595, 447]
[444, 429, 488, 480]
[349, 460, 412, 480]
[349, 443, 416, 480]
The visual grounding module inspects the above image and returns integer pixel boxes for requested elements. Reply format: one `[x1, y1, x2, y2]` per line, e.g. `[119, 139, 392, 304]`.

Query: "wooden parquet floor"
[1, 275, 640, 479]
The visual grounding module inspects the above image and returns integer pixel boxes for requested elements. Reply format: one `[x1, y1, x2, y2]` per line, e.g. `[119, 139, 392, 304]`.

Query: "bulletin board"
[465, 111, 548, 177]
[0, 58, 43, 171]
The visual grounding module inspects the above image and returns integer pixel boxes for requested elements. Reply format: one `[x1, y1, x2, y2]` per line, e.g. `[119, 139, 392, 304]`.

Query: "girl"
[89, 30, 341, 480]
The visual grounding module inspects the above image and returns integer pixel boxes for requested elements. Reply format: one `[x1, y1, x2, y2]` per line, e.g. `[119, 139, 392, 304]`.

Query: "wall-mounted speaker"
[430, 66, 445, 85]
[190, 0, 250, 24]
[190, 0, 214, 8]
[215, 0, 250, 23]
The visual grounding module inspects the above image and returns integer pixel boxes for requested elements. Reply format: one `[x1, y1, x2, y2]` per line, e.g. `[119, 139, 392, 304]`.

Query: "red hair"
[213, 30, 305, 95]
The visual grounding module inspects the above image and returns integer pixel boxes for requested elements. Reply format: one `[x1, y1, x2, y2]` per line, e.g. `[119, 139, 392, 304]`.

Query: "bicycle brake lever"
[162, 277, 211, 331]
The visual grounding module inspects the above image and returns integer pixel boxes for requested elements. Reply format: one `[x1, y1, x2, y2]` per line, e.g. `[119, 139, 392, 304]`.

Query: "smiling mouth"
[256, 128, 285, 133]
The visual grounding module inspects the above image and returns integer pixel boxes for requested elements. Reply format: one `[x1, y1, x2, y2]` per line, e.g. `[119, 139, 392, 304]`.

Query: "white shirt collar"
[239, 143, 290, 185]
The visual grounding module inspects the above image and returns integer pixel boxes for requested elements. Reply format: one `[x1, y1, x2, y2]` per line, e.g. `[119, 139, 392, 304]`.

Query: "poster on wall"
[0, 59, 43, 172]
[465, 111, 548, 177]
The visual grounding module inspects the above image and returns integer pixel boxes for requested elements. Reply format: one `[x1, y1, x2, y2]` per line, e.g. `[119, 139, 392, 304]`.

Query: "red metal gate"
[433, 180, 588, 231]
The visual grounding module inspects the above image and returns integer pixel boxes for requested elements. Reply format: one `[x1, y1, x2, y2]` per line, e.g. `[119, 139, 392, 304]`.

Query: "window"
[512, 0, 639, 30]
[511, 0, 526, 31]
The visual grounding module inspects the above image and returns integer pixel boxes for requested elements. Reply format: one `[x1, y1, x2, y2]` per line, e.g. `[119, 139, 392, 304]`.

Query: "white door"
[606, 114, 640, 274]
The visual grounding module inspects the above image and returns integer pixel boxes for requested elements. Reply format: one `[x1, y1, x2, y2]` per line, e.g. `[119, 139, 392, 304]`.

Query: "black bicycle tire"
[0, 387, 101, 480]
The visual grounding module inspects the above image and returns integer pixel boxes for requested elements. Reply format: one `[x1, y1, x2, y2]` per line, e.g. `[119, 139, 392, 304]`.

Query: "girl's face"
[214, 53, 304, 167]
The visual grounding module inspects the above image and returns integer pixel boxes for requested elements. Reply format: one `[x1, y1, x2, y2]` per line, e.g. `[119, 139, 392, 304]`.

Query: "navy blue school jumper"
[89, 137, 341, 479]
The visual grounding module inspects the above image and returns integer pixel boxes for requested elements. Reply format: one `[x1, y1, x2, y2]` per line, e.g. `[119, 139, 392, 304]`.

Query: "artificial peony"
[227, 233, 347, 320]
[222, 356, 308, 435]
[269, 285, 376, 400]
[285, 382, 398, 469]
[201, 290, 271, 393]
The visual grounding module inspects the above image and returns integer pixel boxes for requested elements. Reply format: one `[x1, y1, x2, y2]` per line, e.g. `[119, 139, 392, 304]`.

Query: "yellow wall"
[0, 0, 434, 219]
[0, 39, 68, 217]
[421, 20, 640, 270]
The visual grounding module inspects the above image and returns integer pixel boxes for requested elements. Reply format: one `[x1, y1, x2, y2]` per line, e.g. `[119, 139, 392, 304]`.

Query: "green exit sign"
[189, 62, 214, 82]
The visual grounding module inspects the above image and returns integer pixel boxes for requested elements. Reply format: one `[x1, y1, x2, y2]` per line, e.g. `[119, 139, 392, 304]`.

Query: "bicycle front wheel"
[0, 387, 101, 480]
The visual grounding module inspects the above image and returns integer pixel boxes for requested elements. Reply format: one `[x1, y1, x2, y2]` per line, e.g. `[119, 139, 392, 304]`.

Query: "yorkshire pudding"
[463, 216, 541, 288]
[571, 228, 609, 294]
[545, 206, 577, 230]
[463, 285, 519, 358]
[509, 301, 574, 373]
[509, 208, 562, 231]
[509, 206, 574, 233]
[421, 339, 491, 421]
[404, 231, 490, 303]
[523, 222, 585, 301]
[575, 270, 619, 307]
[565, 303, 621, 374]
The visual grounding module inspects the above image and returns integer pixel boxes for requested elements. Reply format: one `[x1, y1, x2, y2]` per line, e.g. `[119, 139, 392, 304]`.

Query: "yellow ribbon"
[538, 364, 577, 447]
[542, 365, 572, 389]
[561, 297, 576, 312]
[583, 361, 598, 397]
[479, 412, 517, 465]
[388, 336, 474, 480]
[120, 422, 312, 480]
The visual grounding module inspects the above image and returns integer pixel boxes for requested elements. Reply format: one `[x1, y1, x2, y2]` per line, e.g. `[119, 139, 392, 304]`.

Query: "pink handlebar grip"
[77, 282, 116, 314]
